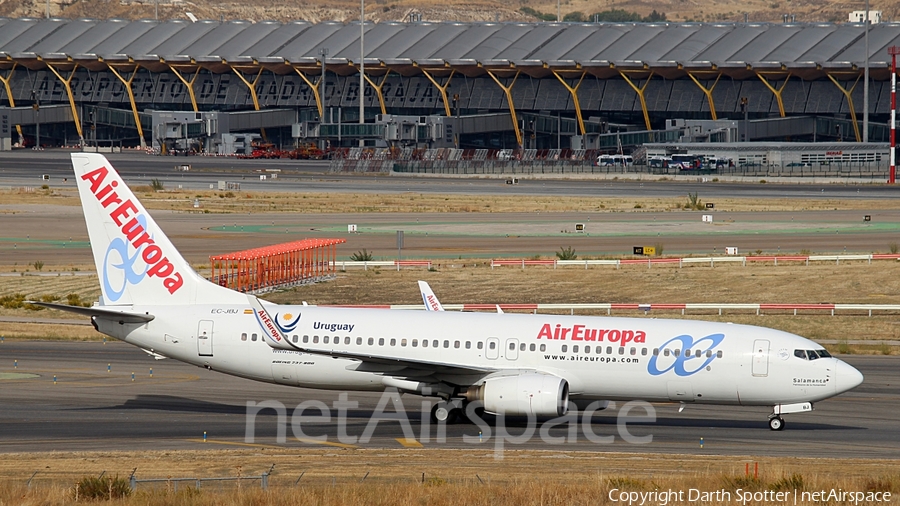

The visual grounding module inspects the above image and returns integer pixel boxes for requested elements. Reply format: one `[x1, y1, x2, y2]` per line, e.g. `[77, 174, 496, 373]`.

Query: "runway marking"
[185, 439, 277, 448]
[295, 437, 357, 449]
[396, 438, 423, 448]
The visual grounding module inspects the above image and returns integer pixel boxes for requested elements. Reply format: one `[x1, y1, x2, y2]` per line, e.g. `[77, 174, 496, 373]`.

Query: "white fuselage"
[97, 303, 859, 407]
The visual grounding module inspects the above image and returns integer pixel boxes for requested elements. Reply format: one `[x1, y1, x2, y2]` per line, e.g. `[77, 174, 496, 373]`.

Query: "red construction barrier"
[210, 238, 345, 293]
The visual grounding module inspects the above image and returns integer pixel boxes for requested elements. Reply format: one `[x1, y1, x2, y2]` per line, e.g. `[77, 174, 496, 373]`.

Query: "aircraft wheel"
[768, 416, 785, 431]
[431, 403, 451, 423]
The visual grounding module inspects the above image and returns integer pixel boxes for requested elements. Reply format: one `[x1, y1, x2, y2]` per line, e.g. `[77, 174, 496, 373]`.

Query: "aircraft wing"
[26, 302, 155, 323]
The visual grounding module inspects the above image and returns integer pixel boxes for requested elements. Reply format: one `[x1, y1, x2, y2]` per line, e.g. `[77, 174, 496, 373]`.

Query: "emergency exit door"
[198, 320, 214, 356]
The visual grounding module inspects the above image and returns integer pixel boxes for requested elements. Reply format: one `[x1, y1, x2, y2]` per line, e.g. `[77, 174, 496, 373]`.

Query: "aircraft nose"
[834, 359, 864, 394]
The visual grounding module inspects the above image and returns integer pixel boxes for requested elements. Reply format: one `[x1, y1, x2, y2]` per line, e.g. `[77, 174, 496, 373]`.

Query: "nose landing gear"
[768, 402, 812, 430]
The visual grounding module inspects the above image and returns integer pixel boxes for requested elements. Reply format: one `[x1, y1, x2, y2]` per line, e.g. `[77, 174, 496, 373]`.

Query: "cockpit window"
[795, 349, 831, 360]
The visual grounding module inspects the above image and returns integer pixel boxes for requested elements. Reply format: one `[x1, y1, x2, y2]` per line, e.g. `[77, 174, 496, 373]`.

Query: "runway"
[1, 341, 896, 459]
[3, 151, 900, 200]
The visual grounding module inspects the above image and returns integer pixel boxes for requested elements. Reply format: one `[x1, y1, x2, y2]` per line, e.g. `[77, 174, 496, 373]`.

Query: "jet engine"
[465, 373, 569, 417]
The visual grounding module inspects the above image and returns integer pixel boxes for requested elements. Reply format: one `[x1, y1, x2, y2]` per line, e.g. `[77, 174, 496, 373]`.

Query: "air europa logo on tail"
[536, 323, 646, 346]
[81, 166, 183, 298]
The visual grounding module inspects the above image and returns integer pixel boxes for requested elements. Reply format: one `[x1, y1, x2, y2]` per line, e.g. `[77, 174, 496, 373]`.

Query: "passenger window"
[251, 334, 257, 342]
[664, 349, 670, 357]
[706, 350, 712, 358]
[519, 343, 526, 351]
[303, 335, 309, 343]
[573, 345, 579, 353]
[465, 341, 471, 349]
[378, 338, 384, 346]
[716, 350, 723, 358]
[368, 337, 374, 345]
[509, 342, 516, 350]
[401, 339, 407, 347]
[489, 342, 496, 350]
[443, 340, 450, 348]
[293, 335, 299, 343]
[630, 347, 636, 356]
[607, 346, 613, 354]
[530, 343, 536, 352]
[313, 336, 319, 344]
[357, 337, 362, 345]
[618, 347, 625, 355]
[477, 342, 484, 350]
[324, 336, 329, 344]
[685, 349, 691, 357]
[641, 348, 647, 356]
[562, 345, 568, 352]
[695, 350, 702, 358]
[585, 346, 590, 354]
[653, 348, 659, 356]
[423, 339, 428, 348]
[540, 344, 546, 352]
[674, 349, 681, 357]
[390, 338, 396, 346]
[454, 340, 460, 349]
[412, 339, 418, 347]
[241, 333, 247, 341]
[434, 340, 440, 348]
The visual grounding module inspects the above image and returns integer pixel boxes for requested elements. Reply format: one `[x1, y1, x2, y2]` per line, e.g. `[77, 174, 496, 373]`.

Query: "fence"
[328, 253, 900, 271]
[328, 147, 894, 179]
[322, 302, 900, 317]
[490, 253, 900, 269]
[130, 466, 275, 491]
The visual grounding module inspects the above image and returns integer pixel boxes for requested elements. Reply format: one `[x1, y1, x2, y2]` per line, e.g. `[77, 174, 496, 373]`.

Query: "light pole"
[359, 0, 365, 147]
[31, 90, 40, 150]
[863, 0, 870, 142]
[320, 47, 328, 122]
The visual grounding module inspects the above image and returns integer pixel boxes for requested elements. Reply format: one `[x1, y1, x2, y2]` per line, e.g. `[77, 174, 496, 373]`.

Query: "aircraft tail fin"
[418, 280, 445, 311]
[72, 153, 245, 306]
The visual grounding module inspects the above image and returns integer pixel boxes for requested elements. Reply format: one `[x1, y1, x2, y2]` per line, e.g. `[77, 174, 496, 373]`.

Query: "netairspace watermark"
[244, 389, 656, 459]
[609, 488, 893, 505]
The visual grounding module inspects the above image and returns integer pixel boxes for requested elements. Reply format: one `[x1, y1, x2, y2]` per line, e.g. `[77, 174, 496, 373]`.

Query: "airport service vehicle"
[39, 153, 863, 431]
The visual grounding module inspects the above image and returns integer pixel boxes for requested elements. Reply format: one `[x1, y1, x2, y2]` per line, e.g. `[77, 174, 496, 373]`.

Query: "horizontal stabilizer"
[27, 302, 155, 323]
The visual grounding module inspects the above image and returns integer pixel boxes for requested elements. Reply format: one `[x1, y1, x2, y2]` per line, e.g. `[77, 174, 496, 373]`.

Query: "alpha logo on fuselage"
[647, 333, 725, 377]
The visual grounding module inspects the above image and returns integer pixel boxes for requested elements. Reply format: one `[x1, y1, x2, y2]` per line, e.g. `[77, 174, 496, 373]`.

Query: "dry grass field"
[2, 187, 897, 214]
[1, 448, 898, 506]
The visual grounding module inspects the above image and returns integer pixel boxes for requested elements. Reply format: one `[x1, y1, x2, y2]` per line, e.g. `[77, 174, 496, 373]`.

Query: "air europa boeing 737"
[38, 153, 864, 431]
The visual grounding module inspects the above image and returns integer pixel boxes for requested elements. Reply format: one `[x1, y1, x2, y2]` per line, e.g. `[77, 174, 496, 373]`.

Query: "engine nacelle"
[466, 373, 569, 417]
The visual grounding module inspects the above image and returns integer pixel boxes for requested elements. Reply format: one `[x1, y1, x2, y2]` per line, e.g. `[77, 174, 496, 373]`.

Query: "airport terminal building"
[2, 17, 900, 157]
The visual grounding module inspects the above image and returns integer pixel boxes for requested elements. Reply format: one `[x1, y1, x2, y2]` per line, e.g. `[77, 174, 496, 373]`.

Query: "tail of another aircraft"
[72, 153, 246, 307]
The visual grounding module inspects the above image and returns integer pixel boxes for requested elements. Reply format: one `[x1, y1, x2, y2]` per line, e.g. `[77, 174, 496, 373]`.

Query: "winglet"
[418, 280, 444, 311]
[248, 294, 298, 351]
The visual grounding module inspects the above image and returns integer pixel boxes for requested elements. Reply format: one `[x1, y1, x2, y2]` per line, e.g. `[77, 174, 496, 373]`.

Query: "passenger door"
[751, 339, 769, 377]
